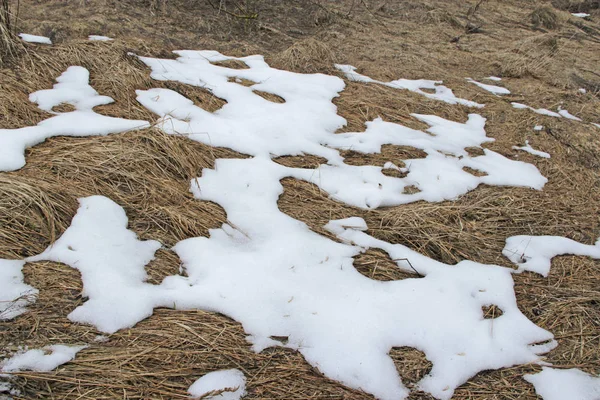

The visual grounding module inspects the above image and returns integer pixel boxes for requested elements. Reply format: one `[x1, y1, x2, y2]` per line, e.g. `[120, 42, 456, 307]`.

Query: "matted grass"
[1, 0, 599, 398]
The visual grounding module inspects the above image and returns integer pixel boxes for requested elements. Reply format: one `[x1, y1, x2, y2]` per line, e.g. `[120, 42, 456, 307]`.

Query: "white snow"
[592, 123, 600, 129]
[484, 76, 502, 81]
[0, 260, 38, 320]
[2, 50, 571, 400]
[572, 13, 590, 18]
[512, 140, 550, 158]
[466, 78, 510, 95]
[511, 103, 562, 118]
[18, 33, 51, 45]
[1, 345, 86, 373]
[88, 35, 113, 41]
[524, 367, 600, 400]
[557, 108, 582, 121]
[578, 88, 587, 94]
[534, 125, 544, 131]
[335, 64, 484, 108]
[513, 103, 584, 122]
[137, 51, 546, 209]
[0, 66, 149, 171]
[20, 190, 558, 400]
[188, 369, 246, 399]
[503, 235, 600, 276]
[28, 196, 163, 333]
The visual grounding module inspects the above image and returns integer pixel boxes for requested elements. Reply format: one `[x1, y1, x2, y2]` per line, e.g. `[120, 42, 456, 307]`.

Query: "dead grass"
[0, 0, 22, 67]
[1, 0, 600, 398]
[531, 6, 562, 30]
[269, 37, 337, 73]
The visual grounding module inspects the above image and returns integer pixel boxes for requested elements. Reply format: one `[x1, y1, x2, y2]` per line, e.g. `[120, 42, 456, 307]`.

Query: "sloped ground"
[1, 0, 599, 398]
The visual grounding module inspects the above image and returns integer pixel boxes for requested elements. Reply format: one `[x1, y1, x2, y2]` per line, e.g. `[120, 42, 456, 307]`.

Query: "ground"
[0, 0, 599, 399]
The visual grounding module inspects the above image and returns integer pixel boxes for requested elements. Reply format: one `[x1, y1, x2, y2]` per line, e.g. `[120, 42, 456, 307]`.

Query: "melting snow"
[1, 345, 86, 373]
[335, 64, 484, 108]
[188, 369, 246, 400]
[466, 78, 510, 95]
[524, 367, 600, 400]
[503, 235, 600, 277]
[485, 76, 502, 81]
[18, 33, 51, 45]
[27, 196, 163, 334]
[1, 49, 584, 399]
[0, 66, 149, 171]
[534, 125, 544, 131]
[138, 51, 545, 209]
[511, 103, 562, 118]
[572, 13, 590, 18]
[0, 260, 37, 320]
[512, 140, 550, 158]
[557, 108, 582, 121]
[88, 35, 113, 41]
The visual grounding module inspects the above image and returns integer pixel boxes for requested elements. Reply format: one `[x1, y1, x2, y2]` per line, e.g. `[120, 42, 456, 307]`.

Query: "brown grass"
[1, 0, 600, 398]
[531, 6, 562, 30]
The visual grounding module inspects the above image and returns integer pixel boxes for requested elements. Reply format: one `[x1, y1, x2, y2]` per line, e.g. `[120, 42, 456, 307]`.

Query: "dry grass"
[1, 0, 600, 398]
[269, 37, 337, 73]
[531, 6, 562, 30]
[0, 0, 22, 67]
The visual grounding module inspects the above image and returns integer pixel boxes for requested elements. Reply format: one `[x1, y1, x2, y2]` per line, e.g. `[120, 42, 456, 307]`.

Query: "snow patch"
[0, 66, 149, 171]
[524, 367, 600, 400]
[466, 78, 510, 95]
[18, 33, 51, 45]
[335, 64, 484, 108]
[188, 369, 246, 399]
[88, 35, 113, 41]
[557, 108, 582, 121]
[572, 13, 590, 18]
[512, 140, 550, 158]
[27, 196, 163, 333]
[0, 260, 38, 320]
[511, 103, 561, 118]
[1, 345, 86, 373]
[503, 235, 600, 276]
[138, 51, 546, 210]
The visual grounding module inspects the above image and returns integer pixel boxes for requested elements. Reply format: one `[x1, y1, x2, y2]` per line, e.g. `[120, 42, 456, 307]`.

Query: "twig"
[392, 257, 423, 277]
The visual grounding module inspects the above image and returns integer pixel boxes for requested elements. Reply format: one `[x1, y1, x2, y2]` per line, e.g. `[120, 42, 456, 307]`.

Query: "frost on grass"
[0, 260, 38, 320]
[466, 78, 510, 95]
[524, 367, 600, 400]
[503, 235, 600, 276]
[1, 345, 86, 373]
[512, 140, 550, 159]
[28, 196, 162, 334]
[188, 369, 246, 400]
[0, 66, 149, 171]
[18, 33, 51, 45]
[335, 64, 484, 107]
